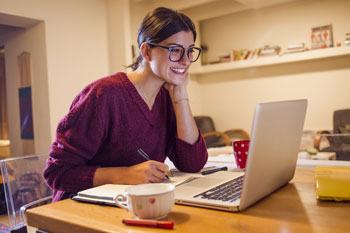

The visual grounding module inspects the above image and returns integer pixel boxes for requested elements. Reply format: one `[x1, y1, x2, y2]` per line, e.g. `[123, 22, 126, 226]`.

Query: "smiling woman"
[43, 7, 208, 203]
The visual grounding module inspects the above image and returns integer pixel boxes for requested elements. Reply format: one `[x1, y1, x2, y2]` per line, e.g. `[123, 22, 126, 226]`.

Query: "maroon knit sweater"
[44, 72, 208, 202]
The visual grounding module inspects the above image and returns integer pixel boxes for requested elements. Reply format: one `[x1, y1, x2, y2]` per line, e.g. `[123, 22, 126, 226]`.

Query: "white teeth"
[171, 68, 185, 73]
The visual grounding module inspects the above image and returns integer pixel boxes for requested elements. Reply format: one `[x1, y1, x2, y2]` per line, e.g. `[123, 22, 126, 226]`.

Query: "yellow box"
[315, 166, 350, 201]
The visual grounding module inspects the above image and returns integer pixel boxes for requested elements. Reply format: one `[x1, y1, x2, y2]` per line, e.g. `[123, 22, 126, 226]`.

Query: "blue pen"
[137, 148, 151, 161]
[137, 148, 170, 179]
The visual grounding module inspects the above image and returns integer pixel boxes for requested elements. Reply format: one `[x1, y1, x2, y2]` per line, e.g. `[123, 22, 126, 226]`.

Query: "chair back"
[194, 116, 216, 134]
[194, 116, 227, 148]
[0, 154, 52, 233]
[333, 109, 350, 143]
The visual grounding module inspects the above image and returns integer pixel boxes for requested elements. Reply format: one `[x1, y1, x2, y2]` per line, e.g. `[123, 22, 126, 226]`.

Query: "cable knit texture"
[44, 72, 208, 202]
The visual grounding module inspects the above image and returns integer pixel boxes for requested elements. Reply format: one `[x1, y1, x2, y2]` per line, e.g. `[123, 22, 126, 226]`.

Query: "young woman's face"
[149, 30, 195, 85]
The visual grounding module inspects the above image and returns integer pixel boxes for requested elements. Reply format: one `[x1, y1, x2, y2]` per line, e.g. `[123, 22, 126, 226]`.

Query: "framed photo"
[18, 87, 34, 139]
[311, 24, 333, 49]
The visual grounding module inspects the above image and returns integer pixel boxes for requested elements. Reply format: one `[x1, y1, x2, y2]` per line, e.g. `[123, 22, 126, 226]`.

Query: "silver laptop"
[175, 99, 307, 212]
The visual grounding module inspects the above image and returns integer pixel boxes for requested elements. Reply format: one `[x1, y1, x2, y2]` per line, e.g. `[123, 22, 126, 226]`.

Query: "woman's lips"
[170, 67, 186, 74]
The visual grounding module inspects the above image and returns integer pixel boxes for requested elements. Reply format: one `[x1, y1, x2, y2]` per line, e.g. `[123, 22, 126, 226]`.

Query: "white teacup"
[115, 183, 175, 219]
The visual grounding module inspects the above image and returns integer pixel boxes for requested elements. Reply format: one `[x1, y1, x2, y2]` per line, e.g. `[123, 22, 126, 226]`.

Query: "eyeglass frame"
[147, 42, 202, 63]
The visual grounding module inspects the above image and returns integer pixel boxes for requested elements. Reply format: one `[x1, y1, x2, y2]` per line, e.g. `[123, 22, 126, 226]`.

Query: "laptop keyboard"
[193, 175, 244, 202]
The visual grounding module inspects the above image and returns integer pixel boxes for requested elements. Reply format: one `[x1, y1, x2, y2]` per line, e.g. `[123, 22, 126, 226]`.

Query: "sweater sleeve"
[162, 87, 208, 173]
[169, 131, 208, 173]
[43, 86, 104, 194]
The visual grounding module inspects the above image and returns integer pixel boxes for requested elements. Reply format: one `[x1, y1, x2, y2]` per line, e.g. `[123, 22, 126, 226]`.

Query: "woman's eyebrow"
[166, 43, 196, 47]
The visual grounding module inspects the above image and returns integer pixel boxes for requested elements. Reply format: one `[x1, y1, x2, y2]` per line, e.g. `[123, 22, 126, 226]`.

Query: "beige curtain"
[0, 52, 9, 139]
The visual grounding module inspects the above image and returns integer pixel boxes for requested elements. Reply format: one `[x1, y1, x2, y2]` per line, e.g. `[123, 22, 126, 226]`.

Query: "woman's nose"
[179, 52, 191, 65]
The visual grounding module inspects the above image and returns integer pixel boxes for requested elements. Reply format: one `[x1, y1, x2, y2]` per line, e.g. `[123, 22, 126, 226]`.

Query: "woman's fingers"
[130, 160, 169, 183]
[148, 161, 169, 182]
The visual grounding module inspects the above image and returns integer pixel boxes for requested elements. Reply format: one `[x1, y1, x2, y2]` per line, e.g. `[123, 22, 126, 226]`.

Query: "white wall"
[4, 23, 51, 156]
[1, 0, 111, 155]
[107, 0, 133, 73]
[195, 0, 350, 134]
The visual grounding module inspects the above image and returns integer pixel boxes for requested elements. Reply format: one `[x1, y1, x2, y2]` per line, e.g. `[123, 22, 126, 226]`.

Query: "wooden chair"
[194, 116, 249, 148]
[202, 131, 231, 147]
[224, 129, 250, 141]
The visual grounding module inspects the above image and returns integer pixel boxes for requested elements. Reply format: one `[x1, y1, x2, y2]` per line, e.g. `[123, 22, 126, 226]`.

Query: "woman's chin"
[168, 79, 184, 86]
[170, 74, 186, 84]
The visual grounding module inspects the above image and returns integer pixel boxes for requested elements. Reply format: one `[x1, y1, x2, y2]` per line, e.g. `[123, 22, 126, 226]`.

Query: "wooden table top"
[26, 167, 350, 233]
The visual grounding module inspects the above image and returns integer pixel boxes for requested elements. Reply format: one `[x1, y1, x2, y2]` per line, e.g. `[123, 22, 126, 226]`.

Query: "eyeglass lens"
[169, 46, 201, 62]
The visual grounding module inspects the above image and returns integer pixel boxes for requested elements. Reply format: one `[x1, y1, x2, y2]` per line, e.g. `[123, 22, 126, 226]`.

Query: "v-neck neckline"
[121, 73, 161, 125]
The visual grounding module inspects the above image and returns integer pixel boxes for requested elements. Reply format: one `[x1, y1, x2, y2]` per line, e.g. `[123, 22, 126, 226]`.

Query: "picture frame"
[18, 87, 34, 139]
[311, 24, 334, 49]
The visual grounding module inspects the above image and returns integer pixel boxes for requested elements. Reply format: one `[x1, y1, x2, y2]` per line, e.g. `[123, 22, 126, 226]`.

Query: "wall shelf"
[190, 46, 350, 75]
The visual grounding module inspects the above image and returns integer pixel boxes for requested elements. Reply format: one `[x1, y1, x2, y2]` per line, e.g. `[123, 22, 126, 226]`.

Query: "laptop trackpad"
[182, 177, 223, 188]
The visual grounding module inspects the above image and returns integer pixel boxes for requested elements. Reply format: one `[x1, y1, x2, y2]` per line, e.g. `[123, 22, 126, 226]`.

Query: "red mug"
[233, 140, 250, 169]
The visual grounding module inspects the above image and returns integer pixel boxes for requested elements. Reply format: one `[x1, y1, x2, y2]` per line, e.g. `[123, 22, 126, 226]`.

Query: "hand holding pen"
[137, 148, 170, 180]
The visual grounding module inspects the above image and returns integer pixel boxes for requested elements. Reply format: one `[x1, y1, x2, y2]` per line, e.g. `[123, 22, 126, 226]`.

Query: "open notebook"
[72, 184, 131, 206]
[71, 168, 210, 205]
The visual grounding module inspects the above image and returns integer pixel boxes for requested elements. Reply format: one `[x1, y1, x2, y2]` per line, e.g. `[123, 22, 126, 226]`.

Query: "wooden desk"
[26, 167, 350, 233]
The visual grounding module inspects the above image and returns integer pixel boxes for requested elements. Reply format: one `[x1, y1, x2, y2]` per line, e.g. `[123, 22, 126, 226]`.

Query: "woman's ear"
[140, 42, 152, 62]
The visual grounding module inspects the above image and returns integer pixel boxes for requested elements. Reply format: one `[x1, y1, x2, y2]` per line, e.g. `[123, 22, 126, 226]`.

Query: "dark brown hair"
[127, 7, 197, 71]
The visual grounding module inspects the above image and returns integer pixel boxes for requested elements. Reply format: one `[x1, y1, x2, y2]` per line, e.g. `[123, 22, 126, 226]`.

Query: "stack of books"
[232, 48, 260, 61]
[284, 43, 308, 54]
[218, 54, 231, 63]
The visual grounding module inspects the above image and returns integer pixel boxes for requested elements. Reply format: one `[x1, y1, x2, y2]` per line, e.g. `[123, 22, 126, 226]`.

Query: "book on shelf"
[218, 54, 231, 62]
[256, 48, 262, 56]
[232, 50, 238, 61]
[287, 42, 306, 50]
[284, 47, 308, 54]
[240, 50, 249, 60]
[234, 49, 244, 61]
[259, 45, 281, 56]
[284, 42, 308, 54]
[232, 49, 258, 61]
[247, 49, 256, 59]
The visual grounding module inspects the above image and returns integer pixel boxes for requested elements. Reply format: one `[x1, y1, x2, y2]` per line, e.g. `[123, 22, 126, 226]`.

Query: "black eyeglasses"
[147, 43, 202, 63]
